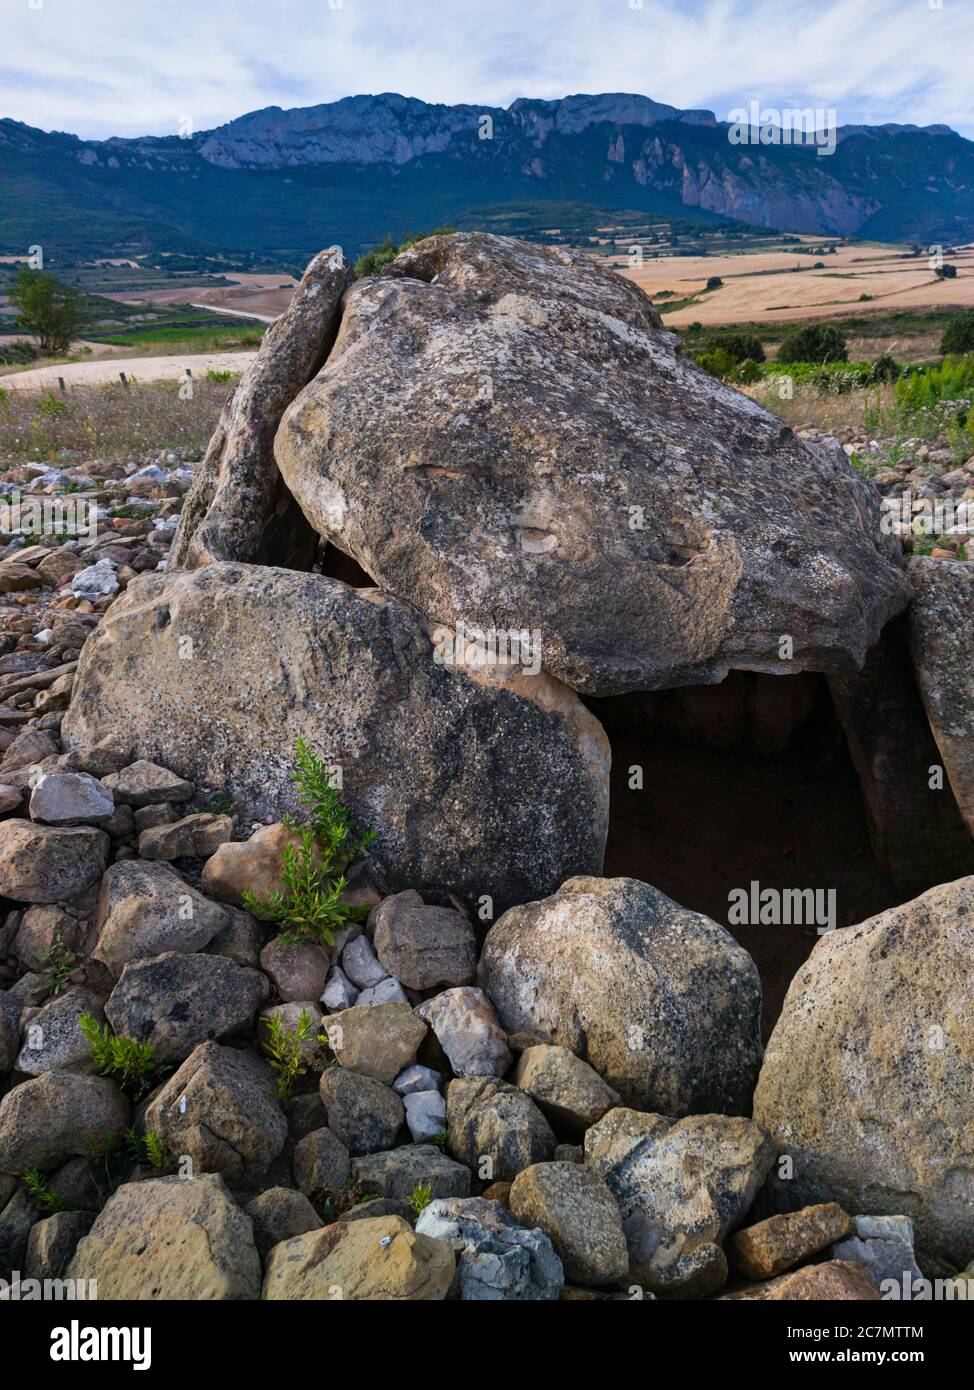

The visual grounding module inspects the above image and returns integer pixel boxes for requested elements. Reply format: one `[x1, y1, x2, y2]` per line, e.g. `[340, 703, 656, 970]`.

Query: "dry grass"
[0, 377, 229, 465]
[745, 379, 893, 435]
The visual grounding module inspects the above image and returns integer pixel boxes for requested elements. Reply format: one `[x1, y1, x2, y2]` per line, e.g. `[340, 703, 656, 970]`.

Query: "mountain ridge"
[1, 91, 972, 259]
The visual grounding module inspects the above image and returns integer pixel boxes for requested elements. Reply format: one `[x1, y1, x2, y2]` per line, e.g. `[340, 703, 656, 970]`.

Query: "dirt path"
[0, 351, 258, 391]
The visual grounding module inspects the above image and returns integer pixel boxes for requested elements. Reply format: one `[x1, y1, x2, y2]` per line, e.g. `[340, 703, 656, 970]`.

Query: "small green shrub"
[714, 331, 765, 364]
[941, 313, 974, 357]
[353, 226, 454, 278]
[894, 354, 974, 413]
[142, 1131, 167, 1176]
[261, 1007, 321, 1101]
[407, 1180, 433, 1216]
[80, 1013, 161, 1098]
[23, 1168, 62, 1213]
[694, 346, 739, 380]
[36, 392, 69, 419]
[778, 322, 848, 365]
[735, 358, 762, 385]
[243, 738, 374, 948]
[32, 935, 78, 998]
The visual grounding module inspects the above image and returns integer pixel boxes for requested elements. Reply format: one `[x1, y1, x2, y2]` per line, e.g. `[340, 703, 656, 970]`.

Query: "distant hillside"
[2, 92, 972, 261]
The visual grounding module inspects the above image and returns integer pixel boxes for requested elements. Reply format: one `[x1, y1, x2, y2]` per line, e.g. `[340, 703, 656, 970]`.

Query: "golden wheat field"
[614, 239, 974, 327]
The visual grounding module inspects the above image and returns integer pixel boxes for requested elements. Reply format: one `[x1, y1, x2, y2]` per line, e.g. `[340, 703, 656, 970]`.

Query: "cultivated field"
[615, 239, 974, 328]
[98, 270, 298, 321]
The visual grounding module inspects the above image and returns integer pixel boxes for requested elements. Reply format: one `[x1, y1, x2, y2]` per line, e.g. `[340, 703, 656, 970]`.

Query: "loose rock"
[262, 1215, 454, 1301]
[104, 952, 266, 1061]
[144, 1042, 287, 1187]
[480, 876, 762, 1114]
[416, 1196, 564, 1300]
[416, 987, 512, 1078]
[447, 1077, 557, 1182]
[509, 1161, 629, 1286]
[66, 1174, 261, 1299]
[585, 1108, 776, 1298]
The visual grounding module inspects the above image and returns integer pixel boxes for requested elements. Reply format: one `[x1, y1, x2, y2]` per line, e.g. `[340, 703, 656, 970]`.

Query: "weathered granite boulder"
[908, 557, 974, 838]
[730, 1203, 852, 1280]
[447, 1077, 557, 1182]
[15, 987, 104, 1076]
[318, 1067, 405, 1154]
[479, 876, 762, 1115]
[352, 1143, 471, 1202]
[171, 246, 353, 571]
[244, 1187, 322, 1261]
[371, 890, 477, 989]
[508, 1161, 629, 1286]
[275, 232, 907, 695]
[23, 1210, 94, 1281]
[0, 821, 109, 903]
[754, 877, 974, 1265]
[63, 564, 609, 913]
[93, 859, 229, 975]
[104, 952, 267, 1062]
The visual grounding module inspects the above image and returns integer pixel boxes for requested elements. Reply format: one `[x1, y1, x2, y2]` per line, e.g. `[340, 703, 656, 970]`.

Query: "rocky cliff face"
[2, 93, 971, 251]
[195, 92, 717, 170]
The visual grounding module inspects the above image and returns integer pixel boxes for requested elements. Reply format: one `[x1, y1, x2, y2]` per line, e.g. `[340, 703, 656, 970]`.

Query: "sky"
[2, 0, 972, 142]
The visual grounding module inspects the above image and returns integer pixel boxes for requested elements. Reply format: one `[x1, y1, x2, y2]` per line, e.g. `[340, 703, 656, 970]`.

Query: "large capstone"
[274, 232, 907, 695]
[62, 563, 608, 913]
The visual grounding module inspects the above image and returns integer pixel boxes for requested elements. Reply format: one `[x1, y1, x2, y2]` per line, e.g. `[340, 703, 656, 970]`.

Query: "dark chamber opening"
[586, 671, 906, 1038]
[320, 543, 375, 588]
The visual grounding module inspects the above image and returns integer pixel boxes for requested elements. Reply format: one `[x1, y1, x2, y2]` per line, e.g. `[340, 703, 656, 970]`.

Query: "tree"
[9, 268, 84, 354]
[778, 322, 848, 365]
[707, 331, 765, 364]
[941, 312, 974, 356]
[694, 347, 738, 380]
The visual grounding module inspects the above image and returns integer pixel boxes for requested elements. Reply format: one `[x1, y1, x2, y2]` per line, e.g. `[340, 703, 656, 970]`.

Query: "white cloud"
[1, 0, 971, 139]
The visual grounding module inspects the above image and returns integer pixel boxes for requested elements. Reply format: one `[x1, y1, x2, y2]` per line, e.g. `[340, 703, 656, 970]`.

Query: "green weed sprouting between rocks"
[243, 737, 375, 948]
[137, 1129, 167, 1176]
[32, 935, 79, 999]
[23, 1168, 62, 1214]
[79, 1013, 163, 1099]
[260, 1007, 328, 1102]
[407, 1181, 433, 1216]
[84, 1128, 166, 1199]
